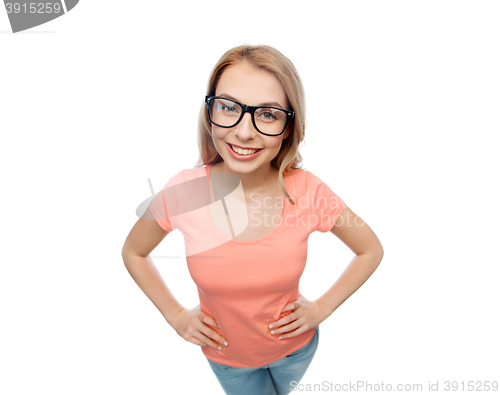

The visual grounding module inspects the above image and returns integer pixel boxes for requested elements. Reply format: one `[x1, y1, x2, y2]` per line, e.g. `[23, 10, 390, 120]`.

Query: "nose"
[234, 112, 257, 141]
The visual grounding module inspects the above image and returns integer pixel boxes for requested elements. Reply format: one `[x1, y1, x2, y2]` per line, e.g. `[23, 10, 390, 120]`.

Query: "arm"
[122, 206, 229, 350]
[268, 204, 384, 338]
[316, 204, 384, 320]
[122, 206, 184, 324]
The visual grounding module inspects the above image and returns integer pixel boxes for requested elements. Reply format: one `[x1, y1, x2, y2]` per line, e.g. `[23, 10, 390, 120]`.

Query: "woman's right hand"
[171, 305, 228, 350]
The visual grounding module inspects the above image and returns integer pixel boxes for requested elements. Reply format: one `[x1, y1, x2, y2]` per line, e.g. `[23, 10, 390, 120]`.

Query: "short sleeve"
[148, 186, 174, 232]
[147, 167, 210, 233]
[147, 170, 188, 233]
[307, 172, 345, 233]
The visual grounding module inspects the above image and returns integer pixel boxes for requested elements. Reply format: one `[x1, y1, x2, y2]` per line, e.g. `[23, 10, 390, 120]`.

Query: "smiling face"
[210, 61, 290, 179]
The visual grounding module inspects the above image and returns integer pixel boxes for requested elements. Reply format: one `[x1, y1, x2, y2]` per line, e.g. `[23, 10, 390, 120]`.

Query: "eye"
[261, 111, 277, 120]
[256, 108, 281, 122]
[215, 99, 240, 114]
[222, 105, 237, 112]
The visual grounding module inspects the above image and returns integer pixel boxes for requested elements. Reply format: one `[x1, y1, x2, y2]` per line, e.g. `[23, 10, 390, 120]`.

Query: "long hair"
[196, 45, 306, 204]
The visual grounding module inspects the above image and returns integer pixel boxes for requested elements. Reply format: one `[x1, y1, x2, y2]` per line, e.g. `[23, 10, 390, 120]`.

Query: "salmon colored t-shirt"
[148, 164, 345, 368]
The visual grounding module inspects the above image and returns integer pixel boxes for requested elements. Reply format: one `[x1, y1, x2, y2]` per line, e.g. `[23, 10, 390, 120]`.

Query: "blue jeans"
[206, 326, 319, 395]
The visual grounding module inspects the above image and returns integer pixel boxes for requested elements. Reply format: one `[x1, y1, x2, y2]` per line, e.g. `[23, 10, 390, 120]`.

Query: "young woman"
[122, 45, 384, 395]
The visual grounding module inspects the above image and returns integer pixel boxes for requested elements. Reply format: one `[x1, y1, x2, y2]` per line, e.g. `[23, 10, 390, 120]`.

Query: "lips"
[226, 143, 264, 161]
[228, 143, 262, 150]
[229, 144, 261, 155]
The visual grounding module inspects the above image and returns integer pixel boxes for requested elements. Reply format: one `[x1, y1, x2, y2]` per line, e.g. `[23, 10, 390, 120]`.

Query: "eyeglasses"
[205, 96, 294, 136]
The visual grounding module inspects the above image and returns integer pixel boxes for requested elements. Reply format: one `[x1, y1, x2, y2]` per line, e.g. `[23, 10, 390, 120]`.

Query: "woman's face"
[211, 62, 290, 177]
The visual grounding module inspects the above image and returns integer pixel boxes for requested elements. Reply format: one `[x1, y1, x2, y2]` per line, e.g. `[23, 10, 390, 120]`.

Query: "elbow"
[121, 244, 136, 265]
[121, 250, 130, 266]
[375, 243, 384, 266]
[121, 244, 129, 261]
[122, 244, 148, 264]
[122, 240, 139, 261]
[364, 243, 384, 268]
[378, 248, 384, 265]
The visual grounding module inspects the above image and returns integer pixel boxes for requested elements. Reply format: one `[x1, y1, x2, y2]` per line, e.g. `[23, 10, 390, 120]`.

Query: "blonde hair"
[196, 44, 305, 204]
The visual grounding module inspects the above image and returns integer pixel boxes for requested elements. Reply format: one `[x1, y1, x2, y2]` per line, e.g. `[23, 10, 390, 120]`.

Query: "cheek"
[265, 137, 285, 151]
[211, 126, 228, 148]
[211, 125, 228, 141]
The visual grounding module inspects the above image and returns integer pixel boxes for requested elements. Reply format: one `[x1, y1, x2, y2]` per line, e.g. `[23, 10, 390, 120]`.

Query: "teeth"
[231, 145, 258, 155]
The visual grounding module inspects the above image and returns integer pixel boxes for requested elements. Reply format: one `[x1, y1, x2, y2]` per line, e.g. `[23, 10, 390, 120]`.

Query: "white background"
[1, 1, 499, 394]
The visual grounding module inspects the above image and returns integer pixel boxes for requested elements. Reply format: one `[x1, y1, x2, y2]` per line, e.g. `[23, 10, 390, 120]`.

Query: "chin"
[223, 159, 261, 173]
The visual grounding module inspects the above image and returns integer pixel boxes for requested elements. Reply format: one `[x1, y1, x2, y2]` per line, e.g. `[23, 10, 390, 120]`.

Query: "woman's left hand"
[268, 292, 327, 339]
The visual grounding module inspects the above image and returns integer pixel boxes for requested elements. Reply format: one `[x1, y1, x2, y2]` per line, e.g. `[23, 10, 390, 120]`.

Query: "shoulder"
[287, 168, 328, 189]
[287, 168, 344, 208]
[164, 166, 208, 187]
[179, 166, 208, 180]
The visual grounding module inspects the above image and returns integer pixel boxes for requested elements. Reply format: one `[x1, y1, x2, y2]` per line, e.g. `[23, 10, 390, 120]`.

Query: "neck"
[217, 162, 278, 195]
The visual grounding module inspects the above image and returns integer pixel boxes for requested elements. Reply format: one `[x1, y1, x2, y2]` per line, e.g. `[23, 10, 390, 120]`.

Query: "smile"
[226, 143, 264, 161]
[230, 144, 260, 155]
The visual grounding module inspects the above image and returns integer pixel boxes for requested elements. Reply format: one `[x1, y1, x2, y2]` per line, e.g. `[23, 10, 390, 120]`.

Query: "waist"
[202, 326, 317, 368]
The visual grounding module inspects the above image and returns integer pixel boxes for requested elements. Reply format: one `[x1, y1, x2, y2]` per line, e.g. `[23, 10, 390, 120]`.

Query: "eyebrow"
[217, 93, 285, 109]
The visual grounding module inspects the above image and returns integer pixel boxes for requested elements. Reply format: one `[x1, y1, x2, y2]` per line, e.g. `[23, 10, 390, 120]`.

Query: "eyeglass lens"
[209, 97, 287, 136]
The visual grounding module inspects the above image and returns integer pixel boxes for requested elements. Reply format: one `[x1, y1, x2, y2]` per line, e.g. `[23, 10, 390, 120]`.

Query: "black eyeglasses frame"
[205, 95, 294, 137]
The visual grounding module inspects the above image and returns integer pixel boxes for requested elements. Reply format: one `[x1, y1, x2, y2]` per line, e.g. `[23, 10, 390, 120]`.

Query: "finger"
[268, 312, 298, 332]
[271, 320, 301, 336]
[188, 337, 209, 347]
[198, 324, 229, 348]
[201, 314, 220, 329]
[198, 316, 228, 345]
[196, 331, 226, 350]
[281, 302, 296, 313]
[276, 326, 306, 340]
